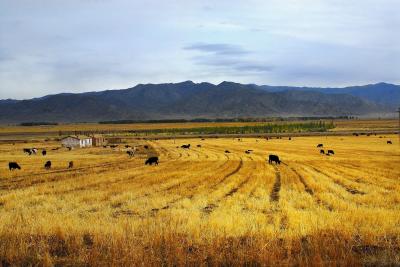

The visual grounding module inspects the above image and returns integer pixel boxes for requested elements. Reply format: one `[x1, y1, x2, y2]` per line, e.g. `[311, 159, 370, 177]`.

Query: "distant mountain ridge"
[0, 81, 397, 123]
[258, 82, 400, 107]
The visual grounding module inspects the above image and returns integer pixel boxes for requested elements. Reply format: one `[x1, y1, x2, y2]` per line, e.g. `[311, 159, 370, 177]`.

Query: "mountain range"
[0, 81, 398, 123]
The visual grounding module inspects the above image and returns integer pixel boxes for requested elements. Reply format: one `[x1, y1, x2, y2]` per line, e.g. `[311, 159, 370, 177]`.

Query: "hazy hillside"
[0, 81, 394, 123]
[259, 82, 400, 107]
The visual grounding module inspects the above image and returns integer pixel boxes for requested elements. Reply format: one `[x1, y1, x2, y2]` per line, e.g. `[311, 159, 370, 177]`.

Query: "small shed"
[91, 135, 106, 147]
[61, 135, 92, 148]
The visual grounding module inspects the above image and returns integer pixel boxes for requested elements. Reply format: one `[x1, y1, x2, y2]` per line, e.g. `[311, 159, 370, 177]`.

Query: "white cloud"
[0, 0, 399, 98]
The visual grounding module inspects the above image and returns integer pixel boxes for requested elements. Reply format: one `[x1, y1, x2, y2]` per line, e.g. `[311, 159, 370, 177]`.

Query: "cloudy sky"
[0, 0, 399, 99]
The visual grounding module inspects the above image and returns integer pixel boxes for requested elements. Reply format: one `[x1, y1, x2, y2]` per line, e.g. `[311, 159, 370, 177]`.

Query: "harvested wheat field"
[0, 134, 399, 266]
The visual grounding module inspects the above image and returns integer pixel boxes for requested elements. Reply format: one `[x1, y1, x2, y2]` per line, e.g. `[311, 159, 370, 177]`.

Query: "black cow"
[23, 148, 32, 155]
[44, 161, 51, 169]
[127, 150, 135, 157]
[225, 150, 231, 153]
[387, 140, 392, 144]
[353, 133, 359, 136]
[68, 161, 74, 168]
[145, 156, 159, 165]
[268, 155, 280, 164]
[245, 150, 251, 154]
[197, 144, 201, 148]
[125, 145, 130, 148]
[110, 145, 118, 148]
[42, 150, 47, 156]
[289, 137, 292, 140]
[9, 162, 21, 171]
[327, 150, 334, 155]
[181, 144, 190, 149]
[144, 145, 149, 149]
[317, 144, 323, 148]
[320, 149, 325, 154]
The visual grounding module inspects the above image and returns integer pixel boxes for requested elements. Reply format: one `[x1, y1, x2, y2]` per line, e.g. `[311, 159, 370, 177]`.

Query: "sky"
[0, 0, 399, 99]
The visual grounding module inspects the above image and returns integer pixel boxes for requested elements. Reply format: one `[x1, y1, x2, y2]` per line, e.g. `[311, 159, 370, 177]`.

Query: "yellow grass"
[0, 121, 271, 134]
[0, 134, 399, 265]
[0, 119, 397, 135]
[331, 119, 398, 132]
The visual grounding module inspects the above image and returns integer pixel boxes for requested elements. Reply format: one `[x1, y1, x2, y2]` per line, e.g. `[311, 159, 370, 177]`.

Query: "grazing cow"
[127, 150, 135, 157]
[23, 148, 32, 155]
[9, 162, 21, 171]
[197, 144, 201, 148]
[225, 150, 231, 153]
[317, 144, 323, 148]
[268, 154, 280, 165]
[320, 149, 325, 154]
[245, 150, 250, 154]
[181, 144, 190, 149]
[68, 161, 74, 168]
[144, 145, 149, 149]
[145, 156, 159, 165]
[42, 150, 47, 156]
[44, 161, 51, 169]
[327, 150, 334, 155]
[387, 140, 392, 144]
[31, 148, 38, 155]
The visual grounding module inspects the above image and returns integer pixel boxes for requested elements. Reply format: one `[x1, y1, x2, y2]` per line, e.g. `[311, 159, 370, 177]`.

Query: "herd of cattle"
[6, 136, 394, 171]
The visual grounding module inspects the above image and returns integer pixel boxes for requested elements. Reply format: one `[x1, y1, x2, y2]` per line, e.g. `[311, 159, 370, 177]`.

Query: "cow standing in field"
[317, 144, 323, 148]
[42, 150, 47, 156]
[225, 150, 231, 153]
[9, 162, 21, 171]
[268, 155, 280, 164]
[145, 156, 159, 165]
[68, 161, 74, 168]
[387, 140, 392, 144]
[23, 148, 32, 155]
[197, 144, 201, 148]
[127, 150, 135, 157]
[320, 149, 325, 154]
[44, 161, 51, 169]
[181, 144, 190, 149]
[327, 150, 334, 155]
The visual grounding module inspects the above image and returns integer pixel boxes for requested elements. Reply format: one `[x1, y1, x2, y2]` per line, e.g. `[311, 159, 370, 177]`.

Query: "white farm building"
[61, 136, 92, 148]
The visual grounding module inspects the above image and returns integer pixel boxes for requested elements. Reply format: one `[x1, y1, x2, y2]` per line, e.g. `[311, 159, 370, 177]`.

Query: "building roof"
[61, 135, 92, 140]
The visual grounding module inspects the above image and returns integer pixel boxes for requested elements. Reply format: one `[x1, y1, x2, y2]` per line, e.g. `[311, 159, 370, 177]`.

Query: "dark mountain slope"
[0, 81, 392, 123]
[259, 82, 400, 107]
